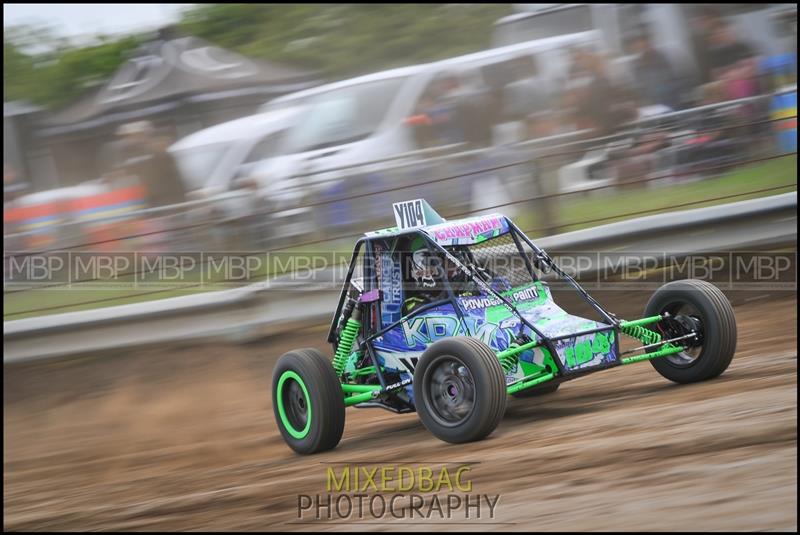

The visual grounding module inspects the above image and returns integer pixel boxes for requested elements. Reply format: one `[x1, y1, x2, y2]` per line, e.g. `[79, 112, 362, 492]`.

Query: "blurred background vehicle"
[168, 105, 307, 197]
[219, 30, 605, 237]
[167, 103, 310, 247]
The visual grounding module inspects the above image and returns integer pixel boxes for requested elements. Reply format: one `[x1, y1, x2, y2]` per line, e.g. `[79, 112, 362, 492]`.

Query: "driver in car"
[402, 236, 447, 315]
[401, 237, 512, 315]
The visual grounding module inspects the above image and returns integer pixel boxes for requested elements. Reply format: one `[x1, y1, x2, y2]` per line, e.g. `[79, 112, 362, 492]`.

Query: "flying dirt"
[4, 290, 797, 531]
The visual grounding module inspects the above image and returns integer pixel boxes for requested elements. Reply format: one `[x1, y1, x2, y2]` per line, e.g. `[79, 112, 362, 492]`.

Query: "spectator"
[559, 48, 590, 130]
[405, 77, 460, 149]
[673, 81, 748, 176]
[453, 72, 495, 150]
[629, 33, 681, 110]
[405, 91, 438, 150]
[502, 55, 555, 139]
[708, 19, 761, 100]
[412, 72, 493, 150]
[423, 75, 464, 147]
[688, 6, 723, 87]
[566, 48, 638, 137]
[431, 71, 514, 214]
[113, 121, 187, 208]
[430, 74, 474, 147]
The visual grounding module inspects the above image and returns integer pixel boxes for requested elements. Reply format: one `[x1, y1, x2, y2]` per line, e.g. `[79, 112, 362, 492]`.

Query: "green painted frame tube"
[506, 372, 556, 395]
[352, 366, 377, 377]
[344, 392, 375, 406]
[341, 384, 382, 394]
[619, 315, 662, 329]
[496, 339, 540, 360]
[621, 345, 686, 364]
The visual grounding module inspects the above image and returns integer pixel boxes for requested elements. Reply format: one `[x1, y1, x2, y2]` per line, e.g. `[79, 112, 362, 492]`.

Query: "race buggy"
[272, 200, 737, 454]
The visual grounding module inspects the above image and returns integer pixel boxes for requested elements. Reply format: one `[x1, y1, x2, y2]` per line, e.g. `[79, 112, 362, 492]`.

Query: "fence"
[4, 192, 796, 361]
[3, 89, 797, 317]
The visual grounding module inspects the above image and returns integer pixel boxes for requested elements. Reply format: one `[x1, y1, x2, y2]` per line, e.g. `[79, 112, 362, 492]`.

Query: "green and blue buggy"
[272, 200, 737, 454]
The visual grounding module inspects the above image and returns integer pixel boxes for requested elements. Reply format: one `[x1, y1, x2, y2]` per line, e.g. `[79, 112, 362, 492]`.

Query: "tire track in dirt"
[4, 294, 797, 531]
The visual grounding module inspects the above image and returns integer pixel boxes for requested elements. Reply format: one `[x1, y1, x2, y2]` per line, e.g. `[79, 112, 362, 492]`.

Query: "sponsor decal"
[459, 283, 539, 312]
[398, 314, 511, 350]
[509, 285, 539, 302]
[380, 251, 403, 326]
[385, 378, 413, 391]
[460, 295, 503, 311]
[431, 216, 503, 242]
[560, 331, 615, 370]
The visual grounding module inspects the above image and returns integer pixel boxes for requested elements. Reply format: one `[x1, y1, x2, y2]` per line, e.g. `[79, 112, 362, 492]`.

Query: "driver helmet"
[409, 236, 444, 289]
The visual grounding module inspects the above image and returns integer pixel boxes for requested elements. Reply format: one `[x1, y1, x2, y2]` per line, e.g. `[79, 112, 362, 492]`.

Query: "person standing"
[630, 33, 681, 110]
[571, 49, 638, 138]
[502, 55, 554, 139]
[707, 19, 760, 100]
[114, 121, 187, 208]
[688, 6, 722, 87]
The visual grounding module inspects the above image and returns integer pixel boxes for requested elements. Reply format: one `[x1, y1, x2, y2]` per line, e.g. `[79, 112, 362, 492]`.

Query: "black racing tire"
[413, 337, 507, 444]
[511, 382, 560, 398]
[272, 348, 345, 454]
[644, 279, 737, 384]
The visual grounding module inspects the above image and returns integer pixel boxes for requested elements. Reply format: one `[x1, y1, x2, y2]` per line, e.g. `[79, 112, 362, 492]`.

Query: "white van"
[247, 30, 606, 201]
[168, 102, 309, 197]
[167, 30, 606, 241]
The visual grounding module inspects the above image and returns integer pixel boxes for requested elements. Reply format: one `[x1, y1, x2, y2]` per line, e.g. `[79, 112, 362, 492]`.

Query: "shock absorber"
[620, 322, 662, 346]
[332, 307, 361, 376]
[498, 332, 536, 374]
[498, 342, 520, 374]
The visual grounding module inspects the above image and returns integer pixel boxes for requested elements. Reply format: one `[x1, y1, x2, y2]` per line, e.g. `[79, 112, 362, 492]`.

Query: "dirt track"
[4, 291, 797, 531]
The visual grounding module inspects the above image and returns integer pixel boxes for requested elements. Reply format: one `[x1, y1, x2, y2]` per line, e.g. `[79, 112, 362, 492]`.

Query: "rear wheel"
[272, 348, 345, 454]
[413, 337, 507, 444]
[644, 279, 737, 384]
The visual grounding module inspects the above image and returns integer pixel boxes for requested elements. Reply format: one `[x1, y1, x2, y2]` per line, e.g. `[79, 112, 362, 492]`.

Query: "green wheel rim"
[276, 370, 312, 439]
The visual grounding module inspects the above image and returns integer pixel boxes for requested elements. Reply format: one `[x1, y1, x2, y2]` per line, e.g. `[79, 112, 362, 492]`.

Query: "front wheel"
[644, 279, 737, 384]
[413, 337, 507, 444]
[272, 348, 345, 454]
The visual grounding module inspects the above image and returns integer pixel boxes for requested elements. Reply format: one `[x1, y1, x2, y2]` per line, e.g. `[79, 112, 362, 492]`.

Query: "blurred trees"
[4, 25, 141, 108]
[4, 3, 511, 109]
[180, 4, 512, 76]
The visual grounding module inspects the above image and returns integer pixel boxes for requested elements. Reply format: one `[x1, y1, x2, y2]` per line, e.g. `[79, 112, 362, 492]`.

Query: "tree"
[4, 24, 141, 108]
[180, 4, 513, 79]
[3, 4, 513, 109]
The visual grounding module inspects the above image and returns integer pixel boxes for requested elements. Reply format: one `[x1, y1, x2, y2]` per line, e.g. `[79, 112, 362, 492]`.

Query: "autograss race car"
[272, 199, 737, 454]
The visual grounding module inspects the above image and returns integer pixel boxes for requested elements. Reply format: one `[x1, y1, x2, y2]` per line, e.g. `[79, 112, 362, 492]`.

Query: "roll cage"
[328, 218, 621, 390]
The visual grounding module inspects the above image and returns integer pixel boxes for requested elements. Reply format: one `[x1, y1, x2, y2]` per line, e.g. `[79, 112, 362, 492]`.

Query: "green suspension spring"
[620, 323, 662, 346]
[333, 317, 361, 376]
[498, 343, 521, 373]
